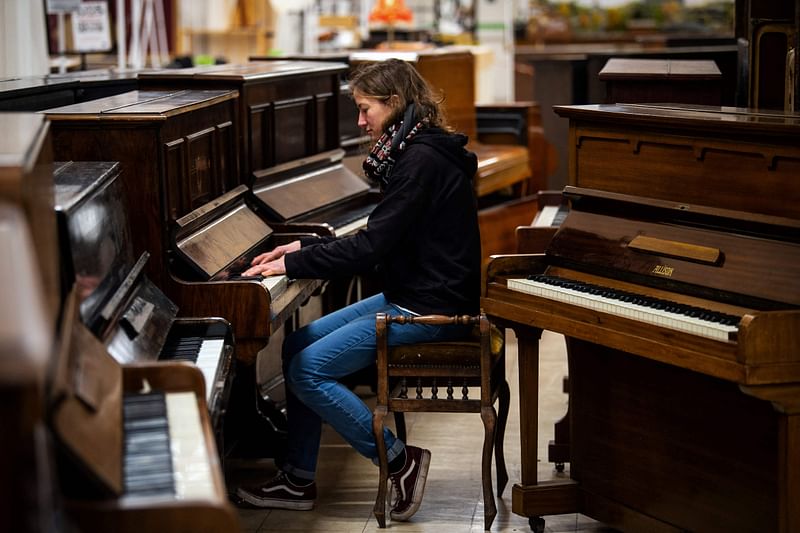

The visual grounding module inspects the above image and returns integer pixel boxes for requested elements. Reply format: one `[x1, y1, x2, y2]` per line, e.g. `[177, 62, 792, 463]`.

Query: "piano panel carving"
[138, 61, 347, 184]
[483, 105, 800, 532]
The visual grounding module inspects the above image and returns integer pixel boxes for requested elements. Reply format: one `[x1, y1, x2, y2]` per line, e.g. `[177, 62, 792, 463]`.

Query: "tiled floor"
[227, 330, 615, 533]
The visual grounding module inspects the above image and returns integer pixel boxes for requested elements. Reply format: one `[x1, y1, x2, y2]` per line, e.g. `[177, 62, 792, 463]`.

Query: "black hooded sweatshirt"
[284, 127, 481, 316]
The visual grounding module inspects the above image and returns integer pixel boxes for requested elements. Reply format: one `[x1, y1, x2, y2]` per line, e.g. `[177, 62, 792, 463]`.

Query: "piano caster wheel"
[529, 516, 545, 533]
[555, 462, 565, 473]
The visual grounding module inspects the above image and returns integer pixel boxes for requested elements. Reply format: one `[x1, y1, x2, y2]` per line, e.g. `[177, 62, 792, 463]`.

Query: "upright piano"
[137, 60, 348, 186]
[48, 287, 240, 533]
[53, 160, 235, 438]
[482, 104, 800, 533]
[41, 89, 321, 365]
[42, 89, 324, 458]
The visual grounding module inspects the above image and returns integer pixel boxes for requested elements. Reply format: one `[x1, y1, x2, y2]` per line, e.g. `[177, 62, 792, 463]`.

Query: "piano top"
[553, 103, 800, 135]
[0, 75, 77, 95]
[0, 113, 49, 168]
[138, 60, 348, 82]
[40, 89, 238, 120]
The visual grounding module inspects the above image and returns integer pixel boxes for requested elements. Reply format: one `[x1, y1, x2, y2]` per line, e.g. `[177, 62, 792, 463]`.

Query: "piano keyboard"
[122, 391, 215, 501]
[160, 336, 225, 405]
[508, 275, 740, 341]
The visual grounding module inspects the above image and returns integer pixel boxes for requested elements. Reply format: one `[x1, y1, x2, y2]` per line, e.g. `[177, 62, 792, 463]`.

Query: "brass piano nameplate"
[628, 235, 721, 265]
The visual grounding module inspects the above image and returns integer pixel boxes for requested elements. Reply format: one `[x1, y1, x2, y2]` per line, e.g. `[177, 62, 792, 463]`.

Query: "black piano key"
[122, 392, 175, 498]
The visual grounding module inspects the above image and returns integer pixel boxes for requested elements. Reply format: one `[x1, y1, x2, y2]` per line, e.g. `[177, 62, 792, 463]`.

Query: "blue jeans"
[279, 292, 471, 480]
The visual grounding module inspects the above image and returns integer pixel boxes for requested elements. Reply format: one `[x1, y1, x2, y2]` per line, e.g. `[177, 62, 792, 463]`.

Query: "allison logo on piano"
[652, 264, 674, 277]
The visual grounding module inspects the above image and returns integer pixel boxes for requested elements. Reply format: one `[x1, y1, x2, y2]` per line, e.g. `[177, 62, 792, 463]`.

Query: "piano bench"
[372, 312, 509, 530]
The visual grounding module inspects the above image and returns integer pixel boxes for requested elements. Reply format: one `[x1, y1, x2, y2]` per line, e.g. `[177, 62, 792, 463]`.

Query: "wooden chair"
[372, 312, 510, 530]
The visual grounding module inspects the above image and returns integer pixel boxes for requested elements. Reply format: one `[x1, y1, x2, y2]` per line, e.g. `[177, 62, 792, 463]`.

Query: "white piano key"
[507, 278, 739, 342]
[533, 205, 560, 227]
[261, 274, 288, 299]
[195, 338, 225, 403]
[165, 392, 216, 500]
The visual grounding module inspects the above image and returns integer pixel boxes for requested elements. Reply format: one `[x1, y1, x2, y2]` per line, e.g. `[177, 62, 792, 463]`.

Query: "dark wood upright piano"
[139, 61, 386, 317]
[53, 160, 235, 441]
[49, 286, 240, 533]
[483, 103, 800, 533]
[41, 89, 321, 365]
[137, 60, 348, 186]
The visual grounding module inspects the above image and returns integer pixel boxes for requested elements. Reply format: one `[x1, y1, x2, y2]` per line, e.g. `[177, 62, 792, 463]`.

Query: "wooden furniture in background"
[372, 313, 510, 531]
[736, 0, 799, 111]
[175, 0, 273, 64]
[599, 58, 723, 105]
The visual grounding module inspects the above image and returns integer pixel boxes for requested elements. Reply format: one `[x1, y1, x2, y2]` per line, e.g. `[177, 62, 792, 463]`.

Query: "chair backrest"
[375, 313, 502, 408]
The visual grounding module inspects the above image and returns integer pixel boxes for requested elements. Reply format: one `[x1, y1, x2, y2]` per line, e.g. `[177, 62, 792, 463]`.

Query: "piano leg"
[547, 376, 570, 473]
[499, 323, 578, 526]
[548, 338, 574, 472]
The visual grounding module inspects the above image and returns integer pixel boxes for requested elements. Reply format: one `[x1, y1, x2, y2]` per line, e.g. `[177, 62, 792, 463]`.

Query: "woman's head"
[349, 58, 448, 141]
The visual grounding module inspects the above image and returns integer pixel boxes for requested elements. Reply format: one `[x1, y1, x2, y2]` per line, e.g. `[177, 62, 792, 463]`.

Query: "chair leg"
[372, 406, 390, 528]
[495, 380, 511, 497]
[394, 411, 407, 444]
[480, 406, 498, 531]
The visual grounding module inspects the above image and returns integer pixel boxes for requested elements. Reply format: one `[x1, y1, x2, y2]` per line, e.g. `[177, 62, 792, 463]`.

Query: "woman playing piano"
[237, 58, 480, 521]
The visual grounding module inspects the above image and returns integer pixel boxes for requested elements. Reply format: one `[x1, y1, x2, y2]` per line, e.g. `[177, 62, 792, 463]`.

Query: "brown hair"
[348, 58, 450, 131]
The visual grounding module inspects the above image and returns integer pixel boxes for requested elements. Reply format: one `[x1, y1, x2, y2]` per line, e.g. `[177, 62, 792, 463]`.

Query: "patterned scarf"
[362, 105, 425, 191]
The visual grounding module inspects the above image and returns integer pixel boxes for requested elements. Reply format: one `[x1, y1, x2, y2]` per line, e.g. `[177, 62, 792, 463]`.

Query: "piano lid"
[54, 161, 134, 335]
[553, 103, 800, 135]
[50, 287, 124, 497]
[251, 149, 371, 222]
[548, 187, 800, 309]
[41, 89, 238, 119]
[138, 60, 348, 81]
[174, 184, 275, 280]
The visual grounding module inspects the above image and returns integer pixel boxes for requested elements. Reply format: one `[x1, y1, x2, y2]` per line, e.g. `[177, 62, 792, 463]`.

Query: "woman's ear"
[388, 94, 402, 110]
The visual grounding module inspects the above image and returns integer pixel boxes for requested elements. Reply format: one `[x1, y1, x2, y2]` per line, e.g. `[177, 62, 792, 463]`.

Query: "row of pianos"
[3, 55, 800, 533]
[1, 60, 386, 533]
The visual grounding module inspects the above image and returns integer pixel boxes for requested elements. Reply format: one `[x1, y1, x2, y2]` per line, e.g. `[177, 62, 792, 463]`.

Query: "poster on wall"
[44, 0, 113, 55]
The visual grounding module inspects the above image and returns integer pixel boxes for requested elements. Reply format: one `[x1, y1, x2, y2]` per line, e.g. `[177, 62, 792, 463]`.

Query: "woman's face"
[354, 91, 396, 142]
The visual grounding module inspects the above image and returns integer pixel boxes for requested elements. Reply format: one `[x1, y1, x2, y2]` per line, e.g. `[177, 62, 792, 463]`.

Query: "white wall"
[1, 0, 49, 77]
